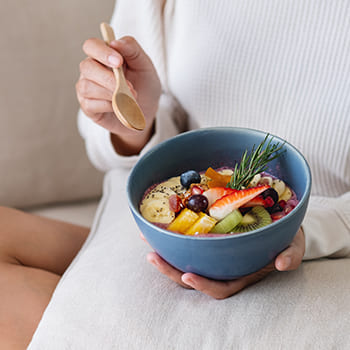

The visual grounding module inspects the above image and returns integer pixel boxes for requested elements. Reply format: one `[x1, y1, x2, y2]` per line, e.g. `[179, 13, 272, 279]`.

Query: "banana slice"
[155, 176, 184, 195]
[218, 169, 234, 176]
[272, 179, 286, 198]
[279, 186, 292, 201]
[140, 198, 175, 224]
[140, 178, 179, 223]
[259, 176, 273, 186]
[249, 174, 261, 187]
[142, 191, 175, 203]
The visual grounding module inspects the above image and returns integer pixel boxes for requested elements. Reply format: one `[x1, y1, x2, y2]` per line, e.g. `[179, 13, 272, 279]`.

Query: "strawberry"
[241, 195, 266, 208]
[202, 187, 237, 207]
[209, 185, 269, 220]
[242, 195, 275, 208]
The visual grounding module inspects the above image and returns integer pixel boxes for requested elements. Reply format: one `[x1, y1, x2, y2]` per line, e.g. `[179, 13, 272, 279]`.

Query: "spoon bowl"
[100, 22, 145, 130]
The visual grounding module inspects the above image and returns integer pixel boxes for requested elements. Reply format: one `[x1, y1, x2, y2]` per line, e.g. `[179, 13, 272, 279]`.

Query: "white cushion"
[29, 169, 350, 349]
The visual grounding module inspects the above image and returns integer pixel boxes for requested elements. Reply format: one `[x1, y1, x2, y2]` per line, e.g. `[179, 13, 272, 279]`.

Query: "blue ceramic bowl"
[127, 127, 311, 280]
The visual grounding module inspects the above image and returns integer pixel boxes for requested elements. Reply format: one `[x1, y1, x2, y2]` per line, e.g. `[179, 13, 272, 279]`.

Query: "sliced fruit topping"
[154, 176, 184, 195]
[185, 213, 217, 235]
[249, 174, 261, 187]
[180, 170, 201, 189]
[169, 194, 183, 213]
[191, 185, 204, 195]
[259, 176, 273, 186]
[271, 211, 285, 221]
[205, 167, 232, 188]
[210, 209, 243, 234]
[233, 206, 272, 233]
[242, 195, 266, 208]
[279, 186, 292, 201]
[140, 198, 175, 224]
[187, 194, 208, 213]
[271, 179, 286, 198]
[209, 185, 269, 220]
[202, 187, 237, 207]
[167, 208, 199, 233]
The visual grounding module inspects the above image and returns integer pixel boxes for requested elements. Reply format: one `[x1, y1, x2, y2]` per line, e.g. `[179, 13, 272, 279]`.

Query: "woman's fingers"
[79, 98, 113, 123]
[147, 252, 193, 289]
[76, 78, 113, 101]
[79, 58, 116, 92]
[146, 250, 276, 298]
[182, 263, 276, 300]
[275, 228, 305, 271]
[110, 36, 154, 71]
[82, 36, 154, 73]
[144, 228, 306, 300]
[82, 37, 123, 68]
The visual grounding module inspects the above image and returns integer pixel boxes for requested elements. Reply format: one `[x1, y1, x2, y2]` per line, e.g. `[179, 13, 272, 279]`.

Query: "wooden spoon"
[100, 22, 145, 130]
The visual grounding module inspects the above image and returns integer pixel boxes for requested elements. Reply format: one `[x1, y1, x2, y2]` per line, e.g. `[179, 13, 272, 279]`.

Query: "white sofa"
[0, 0, 113, 224]
[1, 1, 349, 349]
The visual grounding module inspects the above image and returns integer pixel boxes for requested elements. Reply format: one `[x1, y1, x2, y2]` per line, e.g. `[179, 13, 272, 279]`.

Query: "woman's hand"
[144, 228, 305, 299]
[76, 36, 161, 155]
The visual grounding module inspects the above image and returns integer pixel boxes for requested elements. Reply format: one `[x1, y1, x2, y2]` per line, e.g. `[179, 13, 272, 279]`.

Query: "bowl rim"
[127, 127, 312, 241]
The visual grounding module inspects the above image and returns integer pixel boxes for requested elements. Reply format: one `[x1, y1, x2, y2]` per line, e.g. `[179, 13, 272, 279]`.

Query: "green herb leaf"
[227, 134, 285, 190]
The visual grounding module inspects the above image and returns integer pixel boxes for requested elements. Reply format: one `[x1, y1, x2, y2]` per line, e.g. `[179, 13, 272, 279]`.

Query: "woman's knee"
[0, 206, 21, 263]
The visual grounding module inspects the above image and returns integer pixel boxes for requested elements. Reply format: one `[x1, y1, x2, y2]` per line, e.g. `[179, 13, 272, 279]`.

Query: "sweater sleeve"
[78, 0, 187, 172]
[303, 192, 350, 259]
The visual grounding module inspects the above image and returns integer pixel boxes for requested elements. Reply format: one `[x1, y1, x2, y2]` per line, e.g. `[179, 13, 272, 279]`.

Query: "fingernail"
[283, 256, 292, 269]
[182, 275, 195, 287]
[108, 55, 120, 67]
[147, 255, 159, 267]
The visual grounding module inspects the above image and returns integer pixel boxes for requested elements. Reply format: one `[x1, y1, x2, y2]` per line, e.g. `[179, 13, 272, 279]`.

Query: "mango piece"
[205, 167, 232, 188]
[185, 213, 217, 235]
[167, 209, 199, 233]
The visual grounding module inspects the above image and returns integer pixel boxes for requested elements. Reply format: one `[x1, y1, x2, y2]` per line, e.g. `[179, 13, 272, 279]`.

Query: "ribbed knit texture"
[166, 0, 350, 198]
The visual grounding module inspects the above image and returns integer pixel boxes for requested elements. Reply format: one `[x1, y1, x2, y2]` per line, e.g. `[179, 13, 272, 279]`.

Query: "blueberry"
[187, 194, 208, 212]
[261, 188, 279, 204]
[180, 170, 201, 188]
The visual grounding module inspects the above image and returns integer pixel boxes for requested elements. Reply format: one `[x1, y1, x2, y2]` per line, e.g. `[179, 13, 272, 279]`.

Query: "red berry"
[264, 196, 275, 208]
[271, 212, 284, 221]
[169, 194, 183, 213]
[278, 200, 287, 209]
[191, 185, 204, 195]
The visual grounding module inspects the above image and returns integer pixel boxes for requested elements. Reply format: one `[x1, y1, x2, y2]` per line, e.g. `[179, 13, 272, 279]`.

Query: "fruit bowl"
[127, 127, 311, 280]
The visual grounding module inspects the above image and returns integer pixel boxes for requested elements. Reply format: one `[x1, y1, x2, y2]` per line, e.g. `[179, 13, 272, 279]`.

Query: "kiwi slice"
[210, 209, 243, 234]
[233, 206, 272, 233]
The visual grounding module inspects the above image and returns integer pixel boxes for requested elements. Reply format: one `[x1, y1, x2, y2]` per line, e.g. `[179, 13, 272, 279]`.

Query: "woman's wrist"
[110, 118, 155, 156]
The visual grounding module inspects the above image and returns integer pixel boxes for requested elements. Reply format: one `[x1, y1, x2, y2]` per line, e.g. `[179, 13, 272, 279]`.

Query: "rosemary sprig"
[228, 134, 285, 190]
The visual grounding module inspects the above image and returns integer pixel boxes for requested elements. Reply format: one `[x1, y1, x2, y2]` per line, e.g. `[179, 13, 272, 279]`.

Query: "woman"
[1, 0, 349, 347]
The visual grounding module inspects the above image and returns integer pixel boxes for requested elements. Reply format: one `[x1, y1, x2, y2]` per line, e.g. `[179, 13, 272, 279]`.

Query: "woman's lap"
[28, 170, 350, 350]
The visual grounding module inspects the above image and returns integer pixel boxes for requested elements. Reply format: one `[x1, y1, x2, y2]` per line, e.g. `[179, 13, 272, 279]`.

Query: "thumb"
[110, 36, 154, 71]
[275, 228, 305, 271]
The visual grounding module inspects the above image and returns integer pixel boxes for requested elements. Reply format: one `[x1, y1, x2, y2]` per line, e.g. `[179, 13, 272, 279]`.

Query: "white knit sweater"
[78, 0, 350, 259]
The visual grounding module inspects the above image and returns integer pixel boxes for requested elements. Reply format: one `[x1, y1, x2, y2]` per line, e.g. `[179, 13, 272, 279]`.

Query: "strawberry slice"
[241, 195, 266, 208]
[209, 185, 269, 220]
[241, 193, 275, 208]
[203, 187, 237, 207]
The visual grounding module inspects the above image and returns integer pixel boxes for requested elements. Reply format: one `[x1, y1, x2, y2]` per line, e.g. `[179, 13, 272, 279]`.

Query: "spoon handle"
[99, 22, 146, 131]
[100, 22, 115, 43]
[100, 22, 122, 80]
